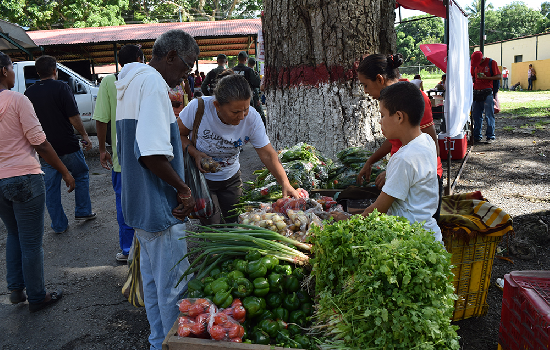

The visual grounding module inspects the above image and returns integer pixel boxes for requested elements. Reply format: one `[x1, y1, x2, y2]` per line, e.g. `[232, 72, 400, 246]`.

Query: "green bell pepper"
[266, 292, 283, 309]
[202, 276, 214, 285]
[294, 334, 311, 349]
[232, 277, 253, 298]
[275, 264, 293, 276]
[289, 310, 307, 326]
[259, 296, 267, 311]
[276, 318, 287, 330]
[283, 275, 300, 293]
[276, 329, 290, 344]
[296, 291, 312, 304]
[187, 289, 202, 298]
[209, 267, 222, 277]
[253, 277, 270, 297]
[259, 319, 280, 337]
[282, 292, 301, 311]
[301, 302, 314, 316]
[246, 250, 262, 262]
[217, 272, 228, 279]
[267, 273, 283, 292]
[273, 307, 289, 322]
[287, 323, 301, 336]
[247, 260, 268, 279]
[213, 289, 233, 309]
[204, 294, 214, 301]
[255, 309, 275, 322]
[292, 267, 305, 280]
[233, 259, 248, 273]
[187, 279, 204, 292]
[242, 296, 264, 318]
[227, 270, 245, 282]
[203, 282, 214, 296]
[211, 277, 230, 294]
[260, 255, 278, 270]
[221, 260, 233, 271]
[250, 329, 270, 345]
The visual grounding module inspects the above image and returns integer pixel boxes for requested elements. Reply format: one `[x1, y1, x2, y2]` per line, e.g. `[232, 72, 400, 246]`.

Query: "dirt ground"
[0, 92, 548, 349]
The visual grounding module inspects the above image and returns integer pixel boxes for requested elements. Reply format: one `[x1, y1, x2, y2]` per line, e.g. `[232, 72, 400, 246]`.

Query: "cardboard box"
[438, 132, 468, 160]
[162, 314, 306, 350]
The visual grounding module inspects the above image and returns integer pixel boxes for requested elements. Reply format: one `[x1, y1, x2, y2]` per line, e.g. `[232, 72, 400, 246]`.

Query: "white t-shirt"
[179, 96, 270, 181]
[410, 79, 422, 89]
[382, 133, 442, 241]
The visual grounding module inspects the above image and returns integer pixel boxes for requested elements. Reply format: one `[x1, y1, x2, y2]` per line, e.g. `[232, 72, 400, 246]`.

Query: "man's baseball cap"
[217, 54, 227, 61]
[471, 51, 483, 67]
[238, 51, 248, 59]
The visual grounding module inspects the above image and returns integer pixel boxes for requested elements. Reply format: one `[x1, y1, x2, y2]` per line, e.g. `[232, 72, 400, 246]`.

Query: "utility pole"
[480, 0, 485, 53]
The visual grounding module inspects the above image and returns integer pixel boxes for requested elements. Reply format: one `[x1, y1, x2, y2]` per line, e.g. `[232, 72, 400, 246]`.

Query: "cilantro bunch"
[310, 213, 459, 350]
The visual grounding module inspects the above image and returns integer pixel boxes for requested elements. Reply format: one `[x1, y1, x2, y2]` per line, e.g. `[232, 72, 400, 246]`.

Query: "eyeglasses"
[177, 53, 194, 74]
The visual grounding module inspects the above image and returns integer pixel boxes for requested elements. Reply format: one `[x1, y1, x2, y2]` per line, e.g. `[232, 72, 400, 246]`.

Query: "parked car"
[12, 61, 99, 136]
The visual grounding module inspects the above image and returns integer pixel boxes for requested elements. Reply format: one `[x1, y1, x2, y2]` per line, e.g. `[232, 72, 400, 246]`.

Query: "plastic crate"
[442, 230, 504, 321]
[498, 271, 550, 350]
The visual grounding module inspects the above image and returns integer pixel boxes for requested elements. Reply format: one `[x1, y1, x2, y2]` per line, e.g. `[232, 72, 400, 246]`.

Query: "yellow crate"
[442, 230, 504, 321]
[498, 344, 503, 350]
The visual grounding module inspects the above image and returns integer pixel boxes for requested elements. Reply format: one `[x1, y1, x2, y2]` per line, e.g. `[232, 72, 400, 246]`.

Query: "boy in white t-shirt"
[336, 82, 441, 241]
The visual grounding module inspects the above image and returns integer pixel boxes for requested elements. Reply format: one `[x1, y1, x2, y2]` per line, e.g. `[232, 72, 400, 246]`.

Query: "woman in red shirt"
[356, 53, 444, 221]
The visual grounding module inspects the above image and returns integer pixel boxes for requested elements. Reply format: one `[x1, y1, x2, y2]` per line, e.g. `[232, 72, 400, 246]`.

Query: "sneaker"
[116, 252, 129, 262]
[9, 289, 26, 304]
[486, 138, 494, 144]
[29, 290, 63, 313]
[474, 138, 482, 143]
[75, 212, 97, 221]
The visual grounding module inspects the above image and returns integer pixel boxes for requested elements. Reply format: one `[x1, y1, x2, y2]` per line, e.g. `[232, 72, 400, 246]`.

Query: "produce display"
[309, 213, 459, 349]
[180, 249, 315, 349]
[326, 146, 386, 189]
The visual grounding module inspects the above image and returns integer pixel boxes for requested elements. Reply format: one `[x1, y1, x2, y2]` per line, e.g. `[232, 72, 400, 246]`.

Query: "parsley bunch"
[310, 213, 459, 350]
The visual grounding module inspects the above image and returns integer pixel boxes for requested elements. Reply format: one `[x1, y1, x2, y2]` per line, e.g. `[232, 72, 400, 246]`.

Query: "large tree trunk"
[262, 0, 396, 158]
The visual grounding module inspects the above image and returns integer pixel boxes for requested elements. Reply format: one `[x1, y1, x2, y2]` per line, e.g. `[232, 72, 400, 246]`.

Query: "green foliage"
[1, 0, 128, 29]
[396, 15, 444, 66]
[310, 214, 459, 350]
[466, 0, 550, 47]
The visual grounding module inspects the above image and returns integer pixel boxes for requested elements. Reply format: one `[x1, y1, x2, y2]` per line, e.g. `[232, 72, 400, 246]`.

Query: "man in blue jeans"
[115, 30, 198, 349]
[94, 45, 144, 262]
[25, 55, 96, 233]
[470, 51, 501, 144]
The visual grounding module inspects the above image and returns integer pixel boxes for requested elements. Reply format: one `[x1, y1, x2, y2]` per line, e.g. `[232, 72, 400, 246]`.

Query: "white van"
[13, 61, 99, 135]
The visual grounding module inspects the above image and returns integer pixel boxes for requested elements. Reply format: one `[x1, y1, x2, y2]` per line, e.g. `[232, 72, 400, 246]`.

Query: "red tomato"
[214, 313, 228, 325]
[194, 198, 206, 211]
[179, 299, 192, 313]
[227, 323, 240, 338]
[178, 316, 192, 324]
[188, 303, 203, 317]
[231, 299, 242, 308]
[238, 325, 245, 338]
[260, 188, 269, 196]
[232, 306, 246, 321]
[221, 307, 234, 317]
[190, 322, 205, 335]
[209, 325, 226, 340]
[230, 337, 242, 342]
[195, 298, 211, 309]
[177, 324, 191, 337]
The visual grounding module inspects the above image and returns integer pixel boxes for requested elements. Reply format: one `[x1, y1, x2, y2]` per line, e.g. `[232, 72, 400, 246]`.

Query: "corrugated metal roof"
[28, 18, 262, 46]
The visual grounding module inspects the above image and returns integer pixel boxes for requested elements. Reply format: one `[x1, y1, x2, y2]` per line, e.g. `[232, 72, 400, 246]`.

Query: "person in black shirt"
[201, 53, 227, 96]
[232, 51, 261, 92]
[25, 55, 96, 234]
[247, 57, 266, 125]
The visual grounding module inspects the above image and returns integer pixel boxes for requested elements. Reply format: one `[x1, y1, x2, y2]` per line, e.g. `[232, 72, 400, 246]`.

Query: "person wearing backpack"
[201, 54, 227, 96]
[470, 51, 501, 144]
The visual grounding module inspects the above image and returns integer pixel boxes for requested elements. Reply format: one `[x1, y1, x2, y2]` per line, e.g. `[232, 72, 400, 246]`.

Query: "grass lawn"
[498, 90, 550, 118]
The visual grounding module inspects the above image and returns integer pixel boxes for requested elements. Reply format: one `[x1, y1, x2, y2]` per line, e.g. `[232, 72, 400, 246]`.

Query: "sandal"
[29, 290, 63, 313]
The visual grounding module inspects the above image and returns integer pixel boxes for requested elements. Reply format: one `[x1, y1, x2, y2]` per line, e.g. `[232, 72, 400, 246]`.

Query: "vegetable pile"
[181, 248, 315, 349]
[310, 213, 459, 350]
[326, 147, 386, 189]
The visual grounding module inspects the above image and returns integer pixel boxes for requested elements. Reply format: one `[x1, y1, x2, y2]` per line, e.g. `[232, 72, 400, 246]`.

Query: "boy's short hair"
[379, 81, 425, 126]
[118, 45, 144, 67]
[35, 55, 57, 78]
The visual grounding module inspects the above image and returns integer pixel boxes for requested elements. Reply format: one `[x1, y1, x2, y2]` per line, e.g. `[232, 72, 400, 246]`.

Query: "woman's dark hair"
[0, 51, 12, 69]
[214, 71, 251, 105]
[357, 53, 404, 81]
[414, 74, 421, 80]
[118, 45, 144, 67]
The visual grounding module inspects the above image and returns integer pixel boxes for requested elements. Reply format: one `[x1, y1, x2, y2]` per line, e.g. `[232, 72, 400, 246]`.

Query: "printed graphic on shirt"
[198, 130, 250, 168]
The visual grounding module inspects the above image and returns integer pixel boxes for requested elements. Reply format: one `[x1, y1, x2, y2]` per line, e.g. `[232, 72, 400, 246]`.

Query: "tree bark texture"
[262, 0, 396, 158]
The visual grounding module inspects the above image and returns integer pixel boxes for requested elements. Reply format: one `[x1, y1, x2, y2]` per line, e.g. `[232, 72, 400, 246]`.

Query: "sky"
[397, 0, 545, 19]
